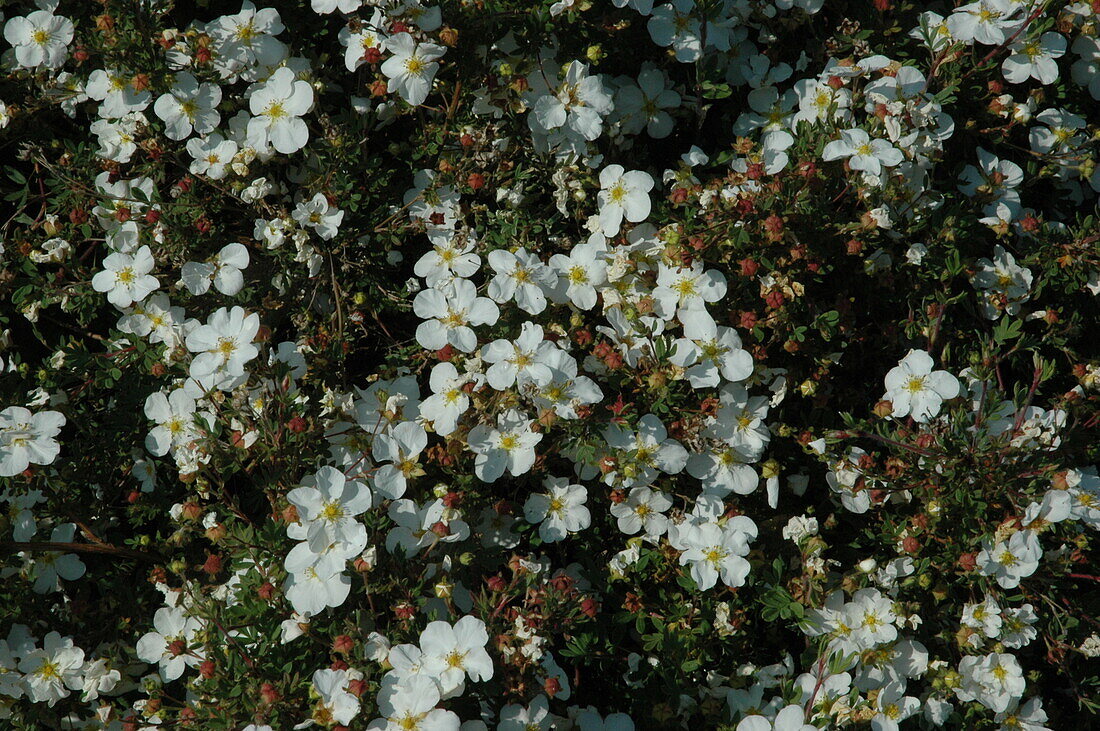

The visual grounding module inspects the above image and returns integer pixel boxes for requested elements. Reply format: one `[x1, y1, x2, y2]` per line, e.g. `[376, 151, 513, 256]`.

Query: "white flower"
[956, 652, 1025, 713]
[420, 362, 475, 436]
[736, 705, 817, 731]
[524, 477, 591, 542]
[653, 261, 727, 317]
[143, 389, 206, 456]
[312, 668, 360, 725]
[648, 0, 704, 62]
[370, 674, 460, 730]
[91, 115, 143, 164]
[293, 193, 345, 241]
[283, 562, 352, 616]
[531, 349, 603, 419]
[340, 13, 387, 72]
[208, 1, 286, 74]
[135, 606, 204, 682]
[419, 615, 494, 698]
[0, 407, 66, 477]
[994, 698, 1050, 731]
[247, 67, 313, 154]
[186, 133, 239, 180]
[154, 72, 222, 140]
[670, 309, 753, 388]
[948, 1, 1019, 46]
[678, 518, 757, 590]
[381, 33, 445, 107]
[962, 595, 1003, 639]
[385, 497, 470, 556]
[881, 349, 960, 423]
[597, 165, 654, 235]
[185, 305, 261, 388]
[92, 245, 160, 308]
[86, 69, 152, 119]
[1003, 33, 1066, 85]
[413, 278, 499, 353]
[822, 128, 904, 176]
[603, 413, 688, 488]
[3, 11, 74, 70]
[486, 248, 556, 315]
[499, 695, 554, 731]
[609, 486, 671, 537]
[30, 524, 86, 594]
[371, 420, 428, 500]
[781, 515, 819, 543]
[313, 0, 363, 13]
[549, 242, 607, 310]
[287, 466, 372, 552]
[414, 235, 480, 288]
[18, 632, 84, 706]
[1000, 604, 1038, 649]
[481, 322, 556, 391]
[526, 60, 613, 154]
[467, 409, 542, 482]
[614, 66, 680, 139]
[977, 530, 1041, 589]
[971, 245, 1032, 320]
[182, 243, 250, 296]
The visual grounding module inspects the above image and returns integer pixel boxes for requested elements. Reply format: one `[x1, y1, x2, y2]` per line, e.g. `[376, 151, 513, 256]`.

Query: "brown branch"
[3, 541, 159, 563]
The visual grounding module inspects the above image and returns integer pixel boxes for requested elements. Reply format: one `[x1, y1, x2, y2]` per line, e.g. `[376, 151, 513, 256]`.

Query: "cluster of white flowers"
[2, 0, 1099, 727]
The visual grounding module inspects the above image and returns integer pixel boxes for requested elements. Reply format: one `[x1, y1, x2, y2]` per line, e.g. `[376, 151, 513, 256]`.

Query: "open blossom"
[481, 322, 556, 390]
[610, 486, 671, 537]
[144, 389, 207, 456]
[603, 414, 688, 488]
[185, 305, 261, 388]
[822, 128, 904, 176]
[653, 261, 727, 318]
[956, 652, 1026, 713]
[0, 407, 66, 477]
[18, 632, 84, 706]
[340, 12, 387, 72]
[91, 245, 160, 308]
[208, 0, 286, 73]
[247, 67, 313, 154]
[311, 668, 360, 726]
[597, 165, 654, 235]
[977, 530, 1041, 589]
[293, 193, 345, 241]
[467, 409, 542, 482]
[549, 242, 607, 311]
[419, 615, 494, 697]
[135, 606, 205, 682]
[4, 11, 74, 70]
[413, 278, 499, 352]
[524, 478, 591, 543]
[527, 60, 613, 144]
[881, 349, 960, 423]
[486, 248, 556, 315]
[971, 245, 1032, 320]
[381, 33, 445, 107]
[181, 243, 250, 296]
[154, 72, 222, 140]
[414, 235, 480, 288]
[678, 518, 757, 590]
[420, 362, 475, 436]
[86, 69, 152, 119]
[369, 674, 460, 730]
[670, 309, 753, 388]
[287, 466, 372, 552]
[1003, 33, 1066, 85]
[187, 133, 239, 180]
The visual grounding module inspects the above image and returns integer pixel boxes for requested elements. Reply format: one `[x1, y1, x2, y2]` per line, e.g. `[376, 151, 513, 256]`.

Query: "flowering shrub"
[2, 0, 1100, 729]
